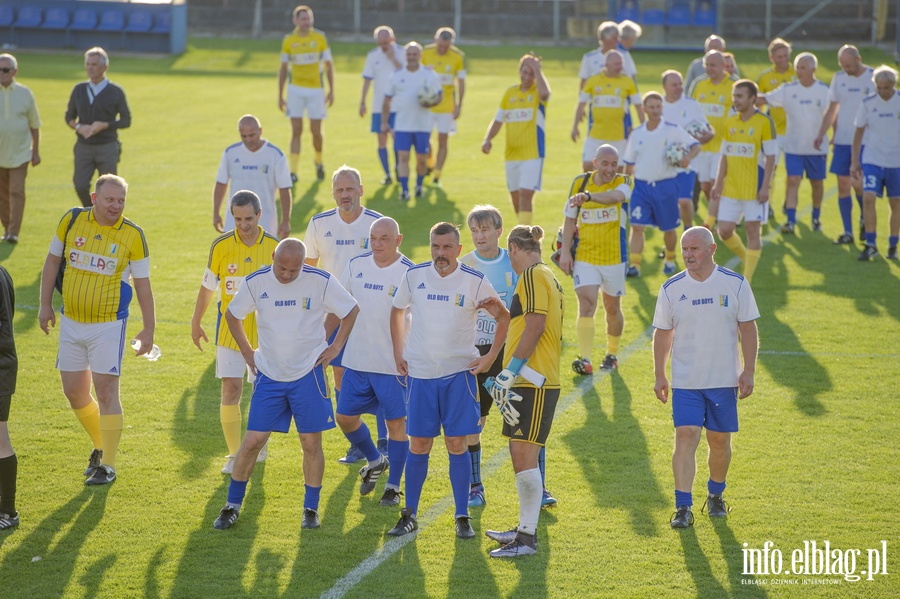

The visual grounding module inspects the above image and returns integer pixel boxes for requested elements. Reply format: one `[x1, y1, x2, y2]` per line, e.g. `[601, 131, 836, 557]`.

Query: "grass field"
[0, 37, 898, 598]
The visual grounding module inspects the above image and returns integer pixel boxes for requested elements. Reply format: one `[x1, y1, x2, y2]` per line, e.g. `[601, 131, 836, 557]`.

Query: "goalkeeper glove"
[494, 356, 526, 391]
[483, 377, 523, 426]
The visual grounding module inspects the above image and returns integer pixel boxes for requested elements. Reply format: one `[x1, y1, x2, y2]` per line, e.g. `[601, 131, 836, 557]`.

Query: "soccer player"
[558, 145, 633, 375]
[684, 35, 740, 92]
[304, 165, 384, 464]
[722, 52, 739, 80]
[653, 226, 759, 528]
[213, 239, 359, 531]
[65, 47, 131, 208]
[0, 265, 18, 530]
[624, 92, 701, 277]
[617, 20, 642, 136]
[360, 26, 405, 185]
[481, 53, 551, 225]
[711, 80, 777, 283]
[336, 217, 413, 506]
[851, 65, 900, 261]
[278, 5, 334, 182]
[422, 27, 466, 186]
[212, 115, 292, 239]
[756, 39, 795, 171]
[191, 191, 279, 474]
[759, 53, 829, 234]
[572, 50, 643, 172]
[483, 225, 564, 558]
[387, 222, 509, 539]
[578, 21, 629, 89]
[382, 42, 442, 201]
[38, 175, 155, 485]
[815, 45, 875, 245]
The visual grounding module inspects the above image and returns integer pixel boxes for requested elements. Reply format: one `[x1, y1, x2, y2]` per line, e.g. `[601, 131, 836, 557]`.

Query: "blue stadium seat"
[124, 11, 153, 33]
[69, 9, 98, 32]
[642, 9, 665, 26]
[40, 8, 70, 30]
[694, 0, 717, 27]
[151, 12, 171, 33]
[667, 2, 692, 26]
[14, 7, 42, 28]
[0, 6, 14, 28]
[616, 0, 640, 22]
[96, 10, 126, 32]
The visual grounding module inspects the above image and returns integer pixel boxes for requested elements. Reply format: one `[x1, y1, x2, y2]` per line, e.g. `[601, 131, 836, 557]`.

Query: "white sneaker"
[221, 455, 235, 474]
[256, 441, 269, 463]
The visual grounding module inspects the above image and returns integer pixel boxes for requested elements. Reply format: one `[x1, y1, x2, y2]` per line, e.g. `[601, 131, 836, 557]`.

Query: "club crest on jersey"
[455, 294, 465, 307]
[720, 294, 729, 307]
[75, 236, 86, 247]
[361, 238, 370, 249]
[388, 285, 398, 297]
[228, 264, 238, 274]
[505, 272, 513, 286]
[301, 297, 312, 310]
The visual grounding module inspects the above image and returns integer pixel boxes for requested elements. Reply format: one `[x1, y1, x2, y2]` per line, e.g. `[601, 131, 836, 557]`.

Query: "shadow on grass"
[171, 360, 222, 479]
[78, 552, 117, 597]
[8, 264, 45, 337]
[143, 545, 167, 599]
[291, 179, 324, 234]
[711, 517, 767, 598]
[447, 527, 502, 598]
[675, 526, 732, 598]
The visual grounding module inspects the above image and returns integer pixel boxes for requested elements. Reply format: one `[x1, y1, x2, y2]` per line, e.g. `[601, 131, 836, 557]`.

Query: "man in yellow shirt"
[278, 5, 334, 183]
[422, 27, 466, 186]
[756, 38, 795, 211]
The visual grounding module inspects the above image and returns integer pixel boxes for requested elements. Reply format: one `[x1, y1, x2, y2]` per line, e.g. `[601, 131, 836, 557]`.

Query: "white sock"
[515, 468, 543, 535]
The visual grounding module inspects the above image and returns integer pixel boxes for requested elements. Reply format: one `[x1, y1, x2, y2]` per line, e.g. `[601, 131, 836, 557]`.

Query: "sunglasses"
[0, 68, 12, 73]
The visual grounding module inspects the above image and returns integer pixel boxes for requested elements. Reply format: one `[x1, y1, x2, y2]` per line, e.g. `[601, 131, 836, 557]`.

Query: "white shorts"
[582, 138, 627, 164]
[505, 159, 544, 192]
[572, 261, 627, 297]
[56, 315, 127, 375]
[718, 196, 769, 224]
[216, 346, 252, 381]
[432, 112, 457, 135]
[286, 85, 327, 120]
[692, 151, 721, 183]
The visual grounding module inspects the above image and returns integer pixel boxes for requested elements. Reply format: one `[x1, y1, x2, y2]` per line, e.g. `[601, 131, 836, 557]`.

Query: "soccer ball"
[666, 142, 691, 167]
[417, 81, 441, 107]
[685, 119, 714, 139]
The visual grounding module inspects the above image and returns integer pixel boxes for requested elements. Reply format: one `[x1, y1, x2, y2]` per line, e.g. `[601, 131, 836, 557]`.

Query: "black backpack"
[54, 207, 89, 294]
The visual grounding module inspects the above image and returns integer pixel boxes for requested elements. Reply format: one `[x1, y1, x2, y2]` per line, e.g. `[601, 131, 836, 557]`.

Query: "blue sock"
[855, 190, 864, 211]
[404, 452, 429, 515]
[378, 147, 390, 176]
[376, 408, 387, 441]
[865, 232, 877, 246]
[468, 443, 482, 487]
[890, 236, 898, 249]
[386, 439, 408, 488]
[399, 176, 409, 192]
[346, 422, 380, 463]
[838, 196, 853, 234]
[707, 478, 726, 497]
[304, 484, 321, 511]
[227, 478, 249, 506]
[675, 490, 693, 508]
[415, 174, 424, 188]
[449, 452, 470, 517]
[812, 207, 821, 222]
[785, 207, 797, 224]
[538, 446, 547, 487]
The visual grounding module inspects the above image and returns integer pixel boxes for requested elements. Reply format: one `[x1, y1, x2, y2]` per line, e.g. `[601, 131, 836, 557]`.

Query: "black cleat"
[456, 516, 475, 539]
[359, 456, 389, 496]
[381, 176, 392, 185]
[0, 511, 19, 531]
[812, 219, 822, 232]
[414, 186, 423, 199]
[400, 190, 410, 202]
[290, 173, 298, 184]
[387, 508, 418, 536]
[213, 505, 239, 530]
[600, 354, 618, 371]
[858, 245, 879, 261]
[85, 464, 116, 486]
[780, 222, 795, 234]
[489, 534, 537, 557]
[315, 164, 325, 181]
[671, 505, 694, 528]
[833, 233, 854, 245]
[702, 494, 731, 517]
[571, 357, 593, 376]
[887, 247, 898, 260]
[379, 488, 403, 507]
[84, 448, 103, 476]
[301, 508, 320, 529]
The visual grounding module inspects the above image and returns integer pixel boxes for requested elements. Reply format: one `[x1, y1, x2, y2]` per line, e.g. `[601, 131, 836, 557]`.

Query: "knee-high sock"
[304, 484, 322, 511]
[515, 468, 543, 536]
[0, 454, 17, 515]
[404, 452, 429, 515]
[375, 408, 387, 441]
[469, 442, 482, 487]
[220, 404, 242, 455]
[290, 152, 300, 174]
[518, 211, 532, 225]
[743, 248, 761, 283]
[576, 316, 594, 360]
[346, 421, 380, 463]
[607, 334, 621, 357]
[99, 413, 123, 468]
[721, 235, 746, 261]
[838, 196, 853, 234]
[386, 439, 408, 489]
[538, 446, 546, 487]
[73, 401, 103, 449]
[378, 148, 390, 176]
[449, 451, 470, 518]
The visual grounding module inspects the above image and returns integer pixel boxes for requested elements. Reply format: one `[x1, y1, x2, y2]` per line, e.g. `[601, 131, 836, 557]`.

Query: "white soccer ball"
[418, 81, 441, 107]
[666, 142, 691, 167]
[685, 119, 714, 139]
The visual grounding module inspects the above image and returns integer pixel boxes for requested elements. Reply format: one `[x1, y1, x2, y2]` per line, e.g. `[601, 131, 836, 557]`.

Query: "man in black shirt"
[0, 264, 18, 531]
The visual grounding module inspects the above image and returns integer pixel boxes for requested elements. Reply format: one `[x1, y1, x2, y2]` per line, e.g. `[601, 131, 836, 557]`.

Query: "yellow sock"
[721, 235, 747, 261]
[744, 248, 761, 283]
[99, 413, 124, 469]
[518, 210, 532, 225]
[220, 404, 242, 455]
[629, 252, 642, 270]
[314, 151, 323, 165]
[665, 251, 676, 263]
[73, 401, 103, 449]
[427, 154, 436, 169]
[607, 334, 621, 356]
[576, 316, 594, 360]
[431, 169, 442, 180]
[704, 214, 717, 228]
[290, 152, 300, 174]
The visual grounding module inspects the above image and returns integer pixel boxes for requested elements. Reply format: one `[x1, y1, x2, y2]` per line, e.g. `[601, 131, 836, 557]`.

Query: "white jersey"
[764, 80, 830, 155]
[304, 207, 383, 275]
[663, 95, 708, 131]
[385, 66, 442, 132]
[827, 66, 875, 145]
[228, 265, 357, 382]
[623, 120, 698, 182]
[854, 90, 900, 169]
[362, 44, 406, 113]
[393, 262, 499, 379]
[340, 252, 414, 375]
[578, 47, 637, 80]
[460, 249, 518, 346]
[652, 265, 760, 389]
[216, 141, 293, 235]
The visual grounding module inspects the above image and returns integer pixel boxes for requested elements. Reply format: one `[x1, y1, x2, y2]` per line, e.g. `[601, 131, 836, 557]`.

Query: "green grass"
[0, 38, 898, 598]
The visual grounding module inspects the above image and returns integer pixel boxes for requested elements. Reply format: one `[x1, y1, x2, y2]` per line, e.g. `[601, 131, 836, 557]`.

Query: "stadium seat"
[69, 9, 98, 32]
[694, 0, 717, 26]
[14, 7, 42, 28]
[616, 0, 640, 22]
[151, 12, 171, 33]
[0, 7, 14, 28]
[667, 2, 692, 26]
[40, 8, 70, 30]
[96, 10, 126, 32]
[124, 11, 153, 33]
[642, 9, 665, 26]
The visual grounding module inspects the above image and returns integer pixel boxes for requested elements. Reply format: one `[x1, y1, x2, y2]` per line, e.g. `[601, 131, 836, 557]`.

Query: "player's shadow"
[711, 518, 767, 598]
[676, 526, 733, 598]
[506, 514, 553, 598]
[562, 372, 668, 537]
[143, 545, 167, 599]
[170, 361, 227, 479]
[291, 179, 325, 234]
[77, 553, 118, 597]
[446, 529, 503, 598]
[8, 269, 46, 337]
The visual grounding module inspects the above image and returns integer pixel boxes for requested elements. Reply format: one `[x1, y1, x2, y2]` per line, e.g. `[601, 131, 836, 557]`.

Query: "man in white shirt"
[360, 26, 405, 185]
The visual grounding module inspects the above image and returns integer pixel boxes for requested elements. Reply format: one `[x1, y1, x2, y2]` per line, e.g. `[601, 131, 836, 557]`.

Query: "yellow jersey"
[281, 28, 330, 88]
[508, 263, 564, 389]
[421, 44, 466, 114]
[496, 83, 547, 161]
[757, 66, 795, 135]
[566, 173, 633, 266]
[202, 227, 278, 351]
[55, 208, 149, 324]
[689, 76, 733, 152]
[581, 72, 637, 141]
[721, 111, 776, 201]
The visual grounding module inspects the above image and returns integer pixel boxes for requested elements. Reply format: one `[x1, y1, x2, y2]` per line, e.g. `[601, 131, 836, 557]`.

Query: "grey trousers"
[73, 140, 120, 207]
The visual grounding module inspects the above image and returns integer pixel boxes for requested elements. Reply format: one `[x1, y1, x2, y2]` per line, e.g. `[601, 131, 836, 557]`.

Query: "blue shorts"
[862, 164, 900, 197]
[370, 112, 396, 134]
[672, 387, 739, 433]
[247, 366, 336, 434]
[630, 178, 681, 231]
[326, 328, 345, 369]
[338, 368, 408, 421]
[394, 131, 430, 154]
[675, 171, 697, 199]
[407, 371, 481, 438]
[785, 154, 827, 180]
[830, 144, 863, 177]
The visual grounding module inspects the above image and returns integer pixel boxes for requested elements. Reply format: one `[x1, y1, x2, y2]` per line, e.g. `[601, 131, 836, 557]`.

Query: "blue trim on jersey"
[400, 256, 415, 268]
[408, 262, 433, 272]
[225, 141, 243, 151]
[363, 208, 384, 218]
[458, 263, 486, 279]
[264, 141, 285, 157]
[716, 266, 745, 281]
[537, 103, 546, 158]
[662, 271, 688, 289]
[311, 209, 338, 221]
[116, 280, 132, 320]
[302, 264, 332, 279]
[245, 265, 272, 282]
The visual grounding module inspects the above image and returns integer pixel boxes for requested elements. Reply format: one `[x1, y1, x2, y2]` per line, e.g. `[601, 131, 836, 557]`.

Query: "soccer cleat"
[887, 247, 898, 260]
[859, 222, 866, 241]
[414, 186, 423, 199]
[571, 357, 593, 376]
[213, 505, 239, 530]
[359, 456, 389, 496]
[780, 222, 795, 234]
[85, 464, 116, 486]
[338, 444, 366, 465]
[290, 173, 298, 184]
[256, 441, 268, 463]
[387, 508, 418, 536]
[833, 233, 854, 245]
[377, 438, 388, 457]
[5, 235, 17, 244]
[0, 511, 19, 531]
[626, 265, 640, 278]
[485, 528, 518, 545]
[663, 262, 677, 276]
[221, 455, 236, 474]
[315, 164, 325, 181]
[701, 494, 731, 517]
[812, 219, 822, 232]
[84, 448, 103, 476]
[858, 245, 879, 261]
[468, 485, 486, 508]
[670, 505, 694, 528]
[379, 488, 403, 507]
[489, 535, 537, 558]
[541, 488, 557, 509]
[301, 508, 320, 529]
[400, 190, 410, 202]
[432, 178, 441, 187]
[600, 354, 618, 371]
[381, 176, 393, 185]
[455, 516, 475, 539]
